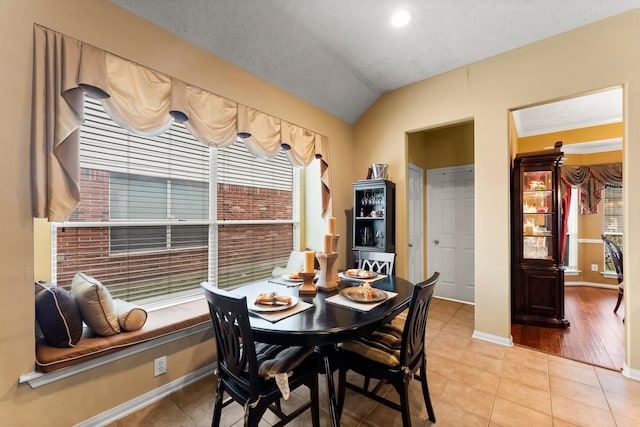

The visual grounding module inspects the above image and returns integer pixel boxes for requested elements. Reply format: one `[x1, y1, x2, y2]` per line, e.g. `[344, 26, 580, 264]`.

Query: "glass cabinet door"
[522, 170, 554, 260]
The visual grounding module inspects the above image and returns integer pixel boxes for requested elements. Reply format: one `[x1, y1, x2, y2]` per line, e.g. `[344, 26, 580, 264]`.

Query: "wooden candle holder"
[297, 271, 317, 295]
[315, 252, 338, 292]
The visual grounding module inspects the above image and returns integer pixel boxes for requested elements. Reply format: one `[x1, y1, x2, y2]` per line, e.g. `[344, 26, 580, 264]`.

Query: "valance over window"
[31, 25, 331, 222]
[561, 163, 622, 214]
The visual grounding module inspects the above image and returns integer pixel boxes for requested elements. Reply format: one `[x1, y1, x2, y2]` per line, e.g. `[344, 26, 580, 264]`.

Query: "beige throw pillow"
[113, 299, 148, 331]
[71, 273, 121, 336]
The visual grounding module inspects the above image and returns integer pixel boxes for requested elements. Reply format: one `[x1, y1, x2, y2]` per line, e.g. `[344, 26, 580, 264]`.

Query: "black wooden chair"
[336, 272, 439, 427]
[201, 282, 320, 426]
[602, 234, 624, 314]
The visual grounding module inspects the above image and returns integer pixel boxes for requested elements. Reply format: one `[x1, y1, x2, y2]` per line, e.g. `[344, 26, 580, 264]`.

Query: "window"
[52, 96, 298, 304]
[603, 186, 623, 273]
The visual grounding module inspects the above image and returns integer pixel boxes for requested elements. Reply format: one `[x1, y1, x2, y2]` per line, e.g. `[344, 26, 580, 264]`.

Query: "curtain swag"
[561, 163, 622, 214]
[31, 25, 331, 221]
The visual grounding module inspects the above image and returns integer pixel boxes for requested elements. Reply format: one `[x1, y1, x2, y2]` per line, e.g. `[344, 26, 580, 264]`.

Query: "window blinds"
[53, 96, 296, 303]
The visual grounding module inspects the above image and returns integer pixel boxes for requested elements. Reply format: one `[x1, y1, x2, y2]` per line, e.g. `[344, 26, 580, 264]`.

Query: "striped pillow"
[255, 343, 314, 378]
[340, 323, 403, 366]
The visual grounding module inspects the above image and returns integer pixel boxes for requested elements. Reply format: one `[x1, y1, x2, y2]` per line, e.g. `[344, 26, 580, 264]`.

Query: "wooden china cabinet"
[511, 142, 569, 328]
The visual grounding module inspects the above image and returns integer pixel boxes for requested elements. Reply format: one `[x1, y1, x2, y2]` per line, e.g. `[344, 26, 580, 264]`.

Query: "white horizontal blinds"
[55, 97, 210, 302]
[80, 97, 209, 181]
[216, 141, 294, 288]
[603, 186, 623, 272]
[217, 141, 293, 190]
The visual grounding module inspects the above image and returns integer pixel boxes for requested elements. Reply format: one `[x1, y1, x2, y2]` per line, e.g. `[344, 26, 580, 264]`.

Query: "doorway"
[407, 164, 424, 284]
[407, 120, 475, 302]
[510, 87, 624, 370]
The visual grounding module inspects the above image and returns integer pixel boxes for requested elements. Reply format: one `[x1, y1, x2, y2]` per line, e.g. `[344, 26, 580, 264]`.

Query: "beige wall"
[0, 0, 354, 424]
[408, 121, 474, 169]
[3, 2, 640, 424]
[355, 10, 640, 372]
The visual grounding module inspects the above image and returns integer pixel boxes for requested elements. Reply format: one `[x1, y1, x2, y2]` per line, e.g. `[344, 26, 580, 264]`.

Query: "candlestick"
[315, 252, 338, 292]
[304, 251, 315, 273]
[322, 233, 333, 254]
[328, 216, 336, 235]
[297, 271, 317, 295]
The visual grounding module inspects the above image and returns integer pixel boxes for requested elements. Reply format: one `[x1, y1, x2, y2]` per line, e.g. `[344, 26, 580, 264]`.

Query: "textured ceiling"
[111, 0, 637, 131]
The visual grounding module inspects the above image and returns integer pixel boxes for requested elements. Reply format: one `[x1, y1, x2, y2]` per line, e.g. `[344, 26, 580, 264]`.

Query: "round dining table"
[233, 275, 415, 427]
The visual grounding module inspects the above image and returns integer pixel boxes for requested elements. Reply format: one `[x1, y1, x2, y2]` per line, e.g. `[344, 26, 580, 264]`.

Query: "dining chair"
[601, 234, 624, 314]
[358, 250, 396, 275]
[336, 272, 439, 427]
[201, 282, 320, 427]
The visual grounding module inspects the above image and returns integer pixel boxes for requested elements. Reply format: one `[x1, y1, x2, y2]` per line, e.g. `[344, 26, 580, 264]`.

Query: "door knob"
[434, 239, 439, 245]
[408, 243, 413, 247]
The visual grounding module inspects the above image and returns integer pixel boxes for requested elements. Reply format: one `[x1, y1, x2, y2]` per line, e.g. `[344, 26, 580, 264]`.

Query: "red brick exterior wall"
[55, 169, 293, 297]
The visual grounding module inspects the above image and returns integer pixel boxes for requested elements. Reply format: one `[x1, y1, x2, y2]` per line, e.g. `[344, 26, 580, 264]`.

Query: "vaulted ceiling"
[111, 1, 636, 135]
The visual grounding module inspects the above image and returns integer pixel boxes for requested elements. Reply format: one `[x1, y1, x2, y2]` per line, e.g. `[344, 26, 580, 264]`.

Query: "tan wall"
[517, 124, 623, 285]
[408, 121, 474, 169]
[354, 10, 640, 371]
[0, 0, 354, 424]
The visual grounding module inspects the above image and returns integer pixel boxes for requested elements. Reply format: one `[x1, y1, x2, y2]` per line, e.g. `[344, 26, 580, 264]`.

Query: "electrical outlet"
[591, 264, 598, 272]
[153, 356, 167, 376]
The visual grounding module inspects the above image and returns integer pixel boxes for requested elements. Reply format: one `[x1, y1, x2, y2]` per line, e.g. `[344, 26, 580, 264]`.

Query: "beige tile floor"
[112, 298, 640, 426]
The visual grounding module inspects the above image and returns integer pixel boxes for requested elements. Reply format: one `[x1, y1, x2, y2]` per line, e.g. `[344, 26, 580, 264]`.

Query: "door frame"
[407, 163, 424, 284]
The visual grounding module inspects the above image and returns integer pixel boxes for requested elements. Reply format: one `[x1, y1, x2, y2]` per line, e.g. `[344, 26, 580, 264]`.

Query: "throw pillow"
[34, 281, 83, 348]
[71, 273, 121, 336]
[113, 299, 148, 331]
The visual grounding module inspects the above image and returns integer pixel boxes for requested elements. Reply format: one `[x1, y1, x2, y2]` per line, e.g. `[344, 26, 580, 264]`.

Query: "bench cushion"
[36, 299, 209, 373]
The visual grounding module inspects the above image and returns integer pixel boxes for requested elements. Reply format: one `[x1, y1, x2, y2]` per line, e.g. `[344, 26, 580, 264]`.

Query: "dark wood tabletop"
[232, 275, 414, 346]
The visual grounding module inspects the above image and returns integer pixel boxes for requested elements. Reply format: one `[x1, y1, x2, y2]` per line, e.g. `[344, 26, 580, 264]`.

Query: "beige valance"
[31, 25, 330, 221]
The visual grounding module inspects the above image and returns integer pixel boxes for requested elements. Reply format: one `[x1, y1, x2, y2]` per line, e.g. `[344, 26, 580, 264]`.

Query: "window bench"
[23, 299, 210, 387]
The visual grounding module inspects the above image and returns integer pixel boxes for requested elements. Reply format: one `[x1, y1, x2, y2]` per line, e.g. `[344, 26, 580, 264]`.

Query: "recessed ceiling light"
[391, 9, 412, 27]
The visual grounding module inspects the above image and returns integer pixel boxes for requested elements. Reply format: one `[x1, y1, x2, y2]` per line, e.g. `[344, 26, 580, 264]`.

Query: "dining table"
[232, 274, 416, 427]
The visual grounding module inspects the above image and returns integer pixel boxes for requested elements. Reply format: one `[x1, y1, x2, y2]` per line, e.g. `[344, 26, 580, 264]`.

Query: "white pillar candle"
[328, 216, 336, 235]
[304, 251, 315, 273]
[323, 233, 333, 254]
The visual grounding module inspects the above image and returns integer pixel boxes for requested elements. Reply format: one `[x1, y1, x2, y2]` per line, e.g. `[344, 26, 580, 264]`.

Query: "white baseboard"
[564, 281, 617, 290]
[622, 363, 640, 382]
[472, 330, 513, 347]
[74, 363, 215, 427]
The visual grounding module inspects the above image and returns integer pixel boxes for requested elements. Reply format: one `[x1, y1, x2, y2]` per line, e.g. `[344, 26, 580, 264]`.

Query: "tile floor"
[111, 298, 640, 426]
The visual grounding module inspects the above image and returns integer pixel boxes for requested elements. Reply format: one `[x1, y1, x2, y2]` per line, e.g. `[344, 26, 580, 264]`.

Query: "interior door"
[427, 166, 475, 302]
[408, 164, 424, 284]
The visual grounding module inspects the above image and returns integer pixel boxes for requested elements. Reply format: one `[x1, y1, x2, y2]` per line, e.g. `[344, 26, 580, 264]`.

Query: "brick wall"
[55, 169, 293, 298]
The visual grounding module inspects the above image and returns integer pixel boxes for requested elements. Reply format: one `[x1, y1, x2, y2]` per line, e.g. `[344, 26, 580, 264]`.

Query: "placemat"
[267, 278, 302, 287]
[338, 272, 387, 283]
[249, 300, 314, 322]
[326, 290, 397, 312]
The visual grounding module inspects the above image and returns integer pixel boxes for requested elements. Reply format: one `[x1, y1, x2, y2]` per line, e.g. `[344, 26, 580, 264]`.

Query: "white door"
[427, 166, 475, 303]
[408, 164, 424, 283]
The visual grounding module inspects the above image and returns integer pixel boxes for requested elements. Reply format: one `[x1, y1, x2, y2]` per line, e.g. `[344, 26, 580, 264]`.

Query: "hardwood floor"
[512, 285, 625, 371]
